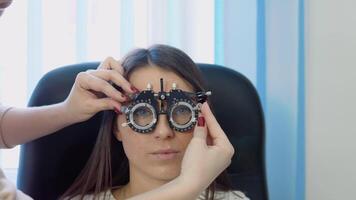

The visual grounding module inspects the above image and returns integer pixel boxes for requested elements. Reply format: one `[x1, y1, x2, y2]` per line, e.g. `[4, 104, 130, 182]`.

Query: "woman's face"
[114, 65, 195, 182]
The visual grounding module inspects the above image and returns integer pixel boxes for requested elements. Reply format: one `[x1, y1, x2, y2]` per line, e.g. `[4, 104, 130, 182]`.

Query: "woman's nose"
[152, 114, 174, 139]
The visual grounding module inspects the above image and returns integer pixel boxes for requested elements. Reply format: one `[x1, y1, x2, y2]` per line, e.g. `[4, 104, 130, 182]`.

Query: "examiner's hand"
[62, 57, 138, 123]
[179, 102, 235, 191]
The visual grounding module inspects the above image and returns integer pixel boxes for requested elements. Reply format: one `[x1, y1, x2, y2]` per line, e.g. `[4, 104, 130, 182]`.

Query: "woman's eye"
[173, 106, 191, 116]
[135, 106, 152, 117]
[176, 107, 189, 114]
[137, 109, 149, 116]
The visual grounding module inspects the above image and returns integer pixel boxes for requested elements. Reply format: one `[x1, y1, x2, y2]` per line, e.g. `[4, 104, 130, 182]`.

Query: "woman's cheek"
[123, 136, 146, 162]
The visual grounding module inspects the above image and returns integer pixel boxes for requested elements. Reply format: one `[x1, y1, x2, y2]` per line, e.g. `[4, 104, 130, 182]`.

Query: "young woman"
[62, 45, 249, 200]
[2, 2, 247, 199]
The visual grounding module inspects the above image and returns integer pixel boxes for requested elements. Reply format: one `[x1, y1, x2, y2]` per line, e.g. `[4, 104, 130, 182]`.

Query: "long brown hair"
[61, 44, 237, 200]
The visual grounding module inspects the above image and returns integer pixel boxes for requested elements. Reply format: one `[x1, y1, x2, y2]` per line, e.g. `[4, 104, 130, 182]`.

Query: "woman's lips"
[151, 152, 180, 160]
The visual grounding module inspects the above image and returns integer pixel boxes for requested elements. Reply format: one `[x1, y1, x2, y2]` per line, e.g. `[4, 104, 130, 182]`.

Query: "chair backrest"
[17, 62, 268, 200]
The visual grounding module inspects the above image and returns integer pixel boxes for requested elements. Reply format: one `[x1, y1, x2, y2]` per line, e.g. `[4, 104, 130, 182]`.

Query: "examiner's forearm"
[0, 103, 75, 148]
[128, 177, 202, 200]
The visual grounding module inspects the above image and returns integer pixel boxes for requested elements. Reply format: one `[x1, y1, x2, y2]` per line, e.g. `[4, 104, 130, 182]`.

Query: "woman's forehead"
[128, 66, 193, 92]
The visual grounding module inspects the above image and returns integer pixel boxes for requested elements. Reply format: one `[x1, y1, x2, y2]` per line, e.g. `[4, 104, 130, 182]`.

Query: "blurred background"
[0, 0, 355, 200]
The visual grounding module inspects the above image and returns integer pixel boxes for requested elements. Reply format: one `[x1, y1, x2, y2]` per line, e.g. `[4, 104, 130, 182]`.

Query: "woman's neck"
[113, 166, 171, 199]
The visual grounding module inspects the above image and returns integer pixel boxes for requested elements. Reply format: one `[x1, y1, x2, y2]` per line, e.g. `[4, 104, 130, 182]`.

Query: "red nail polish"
[131, 86, 139, 93]
[121, 94, 128, 100]
[198, 116, 205, 127]
[114, 107, 122, 114]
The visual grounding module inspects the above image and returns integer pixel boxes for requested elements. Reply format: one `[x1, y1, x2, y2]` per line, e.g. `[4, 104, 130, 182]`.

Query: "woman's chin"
[150, 166, 181, 181]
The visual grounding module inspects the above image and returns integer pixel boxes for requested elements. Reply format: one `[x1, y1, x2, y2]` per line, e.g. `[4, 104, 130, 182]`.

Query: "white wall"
[306, 0, 356, 199]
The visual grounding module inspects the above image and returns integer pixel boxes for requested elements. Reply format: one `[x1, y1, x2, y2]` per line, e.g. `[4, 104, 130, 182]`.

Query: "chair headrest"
[18, 62, 268, 199]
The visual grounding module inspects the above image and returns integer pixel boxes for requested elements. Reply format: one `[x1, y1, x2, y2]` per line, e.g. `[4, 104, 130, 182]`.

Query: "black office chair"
[17, 62, 268, 200]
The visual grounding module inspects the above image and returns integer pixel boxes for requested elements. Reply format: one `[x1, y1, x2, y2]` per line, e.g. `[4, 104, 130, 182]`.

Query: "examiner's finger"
[200, 102, 230, 145]
[86, 69, 135, 94]
[193, 114, 208, 141]
[91, 98, 122, 112]
[98, 57, 124, 75]
[77, 72, 127, 102]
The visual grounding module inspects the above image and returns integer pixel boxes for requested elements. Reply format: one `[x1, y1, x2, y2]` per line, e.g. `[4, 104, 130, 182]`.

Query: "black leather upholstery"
[17, 62, 268, 200]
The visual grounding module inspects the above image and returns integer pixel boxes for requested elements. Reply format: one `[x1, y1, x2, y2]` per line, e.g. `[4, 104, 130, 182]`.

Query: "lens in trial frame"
[132, 104, 155, 127]
[171, 104, 193, 125]
[168, 100, 197, 132]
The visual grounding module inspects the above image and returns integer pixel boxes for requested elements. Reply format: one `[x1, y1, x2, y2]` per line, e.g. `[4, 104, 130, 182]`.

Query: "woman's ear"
[114, 130, 122, 142]
[113, 117, 122, 141]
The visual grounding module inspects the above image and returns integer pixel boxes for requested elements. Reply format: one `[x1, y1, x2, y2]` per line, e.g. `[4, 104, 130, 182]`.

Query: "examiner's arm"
[0, 103, 81, 148]
[0, 57, 135, 148]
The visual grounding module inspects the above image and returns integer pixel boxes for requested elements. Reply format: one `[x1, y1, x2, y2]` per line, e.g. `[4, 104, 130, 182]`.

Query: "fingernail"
[131, 86, 140, 93]
[121, 94, 129, 100]
[126, 93, 136, 100]
[114, 107, 122, 115]
[198, 116, 205, 127]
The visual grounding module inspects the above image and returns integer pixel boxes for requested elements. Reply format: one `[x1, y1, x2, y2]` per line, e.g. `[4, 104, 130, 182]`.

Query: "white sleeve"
[0, 168, 33, 200]
[229, 190, 250, 200]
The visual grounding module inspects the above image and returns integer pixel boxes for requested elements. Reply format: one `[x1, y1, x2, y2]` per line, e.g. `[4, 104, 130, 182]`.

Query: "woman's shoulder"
[70, 191, 115, 200]
[197, 190, 250, 200]
[69, 189, 249, 200]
